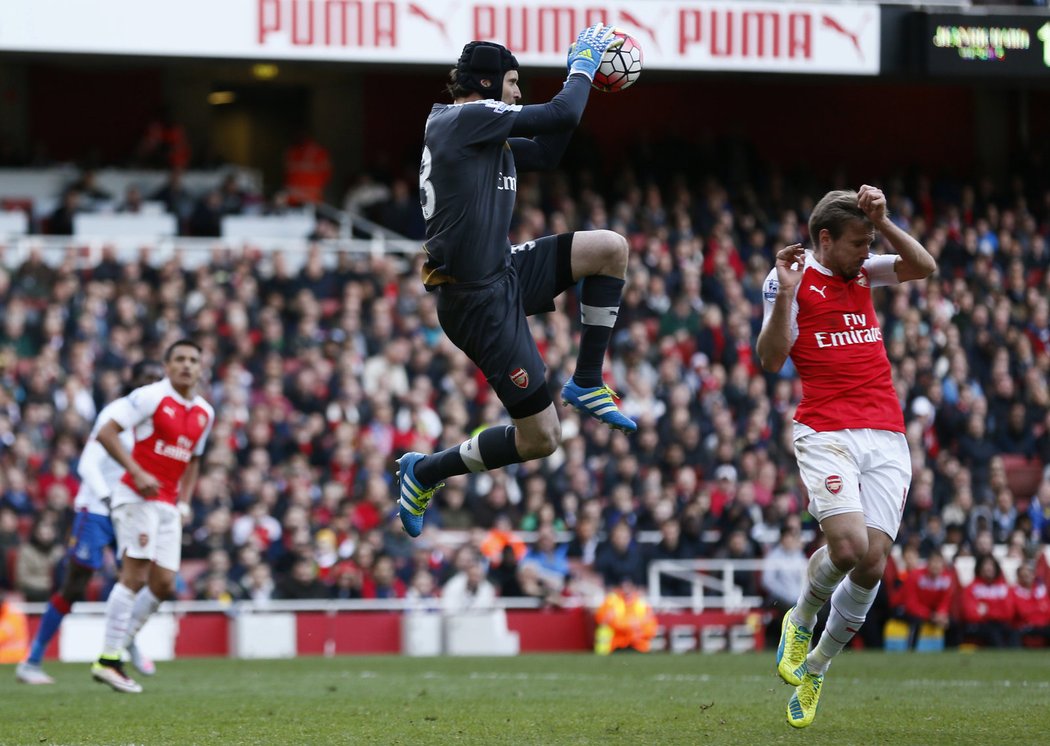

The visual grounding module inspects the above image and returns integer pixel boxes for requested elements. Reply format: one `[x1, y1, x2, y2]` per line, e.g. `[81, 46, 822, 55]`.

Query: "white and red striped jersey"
[761, 251, 904, 434]
[108, 378, 214, 506]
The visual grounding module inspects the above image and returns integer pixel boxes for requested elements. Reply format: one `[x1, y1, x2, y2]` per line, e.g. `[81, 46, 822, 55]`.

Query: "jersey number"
[419, 146, 435, 220]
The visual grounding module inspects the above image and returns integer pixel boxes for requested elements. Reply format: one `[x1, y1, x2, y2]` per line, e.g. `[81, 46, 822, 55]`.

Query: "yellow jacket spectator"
[594, 580, 658, 654]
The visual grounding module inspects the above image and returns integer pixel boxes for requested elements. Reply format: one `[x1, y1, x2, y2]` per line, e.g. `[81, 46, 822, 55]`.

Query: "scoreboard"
[923, 12, 1050, 78]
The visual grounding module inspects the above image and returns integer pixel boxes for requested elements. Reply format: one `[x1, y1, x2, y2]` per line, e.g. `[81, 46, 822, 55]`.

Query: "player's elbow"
[756, 344, 784, 373]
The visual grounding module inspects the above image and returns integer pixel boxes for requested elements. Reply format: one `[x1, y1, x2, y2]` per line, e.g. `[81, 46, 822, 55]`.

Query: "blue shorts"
[67, 510, 116, 570]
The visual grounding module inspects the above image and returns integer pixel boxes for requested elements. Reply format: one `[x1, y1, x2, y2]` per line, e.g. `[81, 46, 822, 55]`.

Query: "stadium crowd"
[0, 155, 1048, 650]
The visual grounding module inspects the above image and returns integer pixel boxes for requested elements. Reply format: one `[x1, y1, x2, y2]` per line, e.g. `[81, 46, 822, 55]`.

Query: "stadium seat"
[73, 212, 177, 237]
[884, 618, 910, 652]
[999, 454, 1043, 500]
[915, 623, 945, 652]
[0, 210, 29, 236]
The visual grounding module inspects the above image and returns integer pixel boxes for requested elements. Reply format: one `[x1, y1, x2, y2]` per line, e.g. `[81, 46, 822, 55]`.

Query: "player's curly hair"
[808, 190, 870, 246]
[446, 67, 476, 101]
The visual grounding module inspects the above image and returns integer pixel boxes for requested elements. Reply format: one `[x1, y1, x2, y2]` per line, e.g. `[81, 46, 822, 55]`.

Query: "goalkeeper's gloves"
[566, 23, 622, 81]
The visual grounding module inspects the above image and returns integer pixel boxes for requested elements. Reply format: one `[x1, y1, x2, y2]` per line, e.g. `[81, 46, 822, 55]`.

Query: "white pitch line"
[354, 671, 1050, 689]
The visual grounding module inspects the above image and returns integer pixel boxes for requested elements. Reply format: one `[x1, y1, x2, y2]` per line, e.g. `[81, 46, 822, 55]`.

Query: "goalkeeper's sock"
[415, 426, 522, 484]
[574, 275, 624, 387]
[792, 545, 846, 628]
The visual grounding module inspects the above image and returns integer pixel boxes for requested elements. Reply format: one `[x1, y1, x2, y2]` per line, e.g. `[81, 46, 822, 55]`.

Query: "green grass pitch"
[2, 651, 1048, 745]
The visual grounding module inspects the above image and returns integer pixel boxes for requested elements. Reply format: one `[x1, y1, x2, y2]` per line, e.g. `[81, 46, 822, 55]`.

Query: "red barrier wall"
[30, 609, 756, 658]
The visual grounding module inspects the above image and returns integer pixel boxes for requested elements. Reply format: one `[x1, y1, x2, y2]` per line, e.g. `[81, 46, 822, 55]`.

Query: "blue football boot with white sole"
[561, 378, 637, 433]
[396, 452, 443, 538]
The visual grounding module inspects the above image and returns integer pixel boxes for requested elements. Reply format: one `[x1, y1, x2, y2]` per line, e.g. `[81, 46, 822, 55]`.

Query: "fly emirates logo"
[154, 435, 194, 463]
[813, 313, 883, 349]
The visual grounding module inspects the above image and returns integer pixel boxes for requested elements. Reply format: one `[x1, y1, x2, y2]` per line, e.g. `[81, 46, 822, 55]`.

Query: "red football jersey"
[1012, 581, 1050, 627]
[762, 252, 904, 433]
[111, 379, 214, 505]
[902, 567, 956, 620]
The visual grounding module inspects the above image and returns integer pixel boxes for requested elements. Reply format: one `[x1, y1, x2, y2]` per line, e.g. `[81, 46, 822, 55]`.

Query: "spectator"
[594, 579, 658, 654]
[899, 551, 956, 646]
[232, 500, 282, 551]
[961, 555, 1017, 648]
[275, 558, 329, 600]
[647, 517, 694, 597]
[566, 514, 600, 568]
[241, 563, 276, 603]
[283, 132, 332, 205]
[714, 528, 761, 599]
[1011, 562, 1050, 644]
[441, 552, 496, 612]
[520, 525, 570, 589]
[151, 168, 195, 223]
[761, 527, 807, 644]
[46, 189, 83, 235]
[363, 554, 406, 599]
[0, 593, 29, 663]
[405, 569, 440, 610]
[595, 520, 646, 588]
[137, 110, 191, 170]
[197, 572, 242, 603]
[15, 518, 63, 602]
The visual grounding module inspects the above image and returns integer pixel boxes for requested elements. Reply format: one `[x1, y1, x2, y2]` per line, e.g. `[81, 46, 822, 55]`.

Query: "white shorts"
[112, 499, 183, 572]
[793, 424, 912, 540]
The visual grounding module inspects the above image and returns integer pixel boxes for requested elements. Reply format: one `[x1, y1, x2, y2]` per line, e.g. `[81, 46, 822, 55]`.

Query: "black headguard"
[455, 41, 519, 100]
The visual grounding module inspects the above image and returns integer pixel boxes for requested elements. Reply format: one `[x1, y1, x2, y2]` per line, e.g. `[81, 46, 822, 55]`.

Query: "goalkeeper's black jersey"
[419, 99, 521, 287]
[418, 74, 591, 289]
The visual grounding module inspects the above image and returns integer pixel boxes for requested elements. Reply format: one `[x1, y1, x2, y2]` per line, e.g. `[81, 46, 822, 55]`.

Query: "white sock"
[101, 583, 137, 658]
[807, 577, 880, 674]
[123, 587, 161, 648]
[791, 545, 847, 628]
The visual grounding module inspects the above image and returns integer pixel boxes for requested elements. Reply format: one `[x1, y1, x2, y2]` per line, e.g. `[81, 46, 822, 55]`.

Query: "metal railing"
[648, 559, 774, 613]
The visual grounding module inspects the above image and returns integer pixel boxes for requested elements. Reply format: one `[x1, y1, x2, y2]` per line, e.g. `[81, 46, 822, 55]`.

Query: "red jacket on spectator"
[1012, 566, 1050, 628]
[1012, 582, 1050, 628]
[902, 565, 956, 621]
[962, 577, 1014, 624]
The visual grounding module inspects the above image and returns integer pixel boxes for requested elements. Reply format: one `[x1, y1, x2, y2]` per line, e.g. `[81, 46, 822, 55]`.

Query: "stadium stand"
[0, 150, 1047, 650]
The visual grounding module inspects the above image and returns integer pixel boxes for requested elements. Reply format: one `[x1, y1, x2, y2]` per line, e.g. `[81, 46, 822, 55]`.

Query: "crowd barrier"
[22, 600, 760, 661]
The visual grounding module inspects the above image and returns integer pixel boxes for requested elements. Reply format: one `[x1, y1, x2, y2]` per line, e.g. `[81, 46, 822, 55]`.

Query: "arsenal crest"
[138, 533, 150, 548]
[856, 272, 869, 288]
[509, 367, 529, 389]
[825, 475, 843, 495]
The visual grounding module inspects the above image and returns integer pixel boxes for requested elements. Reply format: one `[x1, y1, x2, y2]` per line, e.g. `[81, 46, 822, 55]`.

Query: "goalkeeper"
[397, 25, 636, 537]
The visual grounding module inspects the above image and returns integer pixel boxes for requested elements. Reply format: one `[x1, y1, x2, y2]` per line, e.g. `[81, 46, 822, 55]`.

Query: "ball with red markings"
[592, 31, 643, 93]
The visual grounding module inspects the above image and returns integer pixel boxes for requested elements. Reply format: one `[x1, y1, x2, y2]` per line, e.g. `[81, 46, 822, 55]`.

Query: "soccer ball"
[592, 31, 643, 93]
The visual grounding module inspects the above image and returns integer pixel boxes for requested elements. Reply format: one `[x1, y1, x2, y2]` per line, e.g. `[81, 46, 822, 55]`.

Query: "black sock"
[414, 426, 522, 484]
[574, 275, 624, 387]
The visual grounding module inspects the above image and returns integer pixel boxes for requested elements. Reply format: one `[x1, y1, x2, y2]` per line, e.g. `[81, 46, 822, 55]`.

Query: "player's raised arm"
[509, 24, 619, 134]
[757, 243, 805, 372]
[857, 184, 936, 282]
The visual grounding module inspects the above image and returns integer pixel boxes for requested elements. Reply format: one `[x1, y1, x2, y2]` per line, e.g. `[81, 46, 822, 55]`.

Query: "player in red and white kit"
[757, 186, 936, 728]
[90, 340, 213, 693]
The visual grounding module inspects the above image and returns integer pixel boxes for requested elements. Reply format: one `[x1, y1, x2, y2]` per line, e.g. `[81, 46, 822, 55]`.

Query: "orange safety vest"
[595, 590, 658, 653]
[0, 600, 29, 664]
